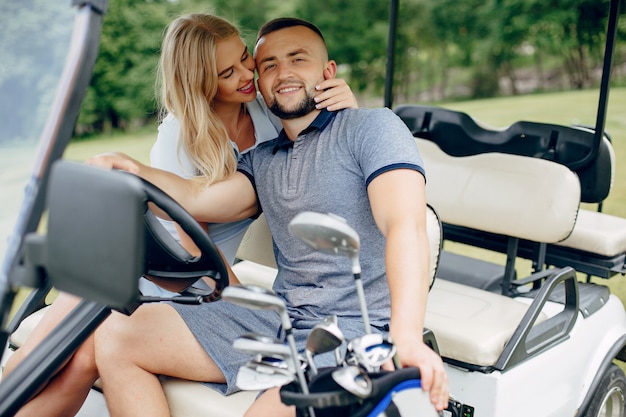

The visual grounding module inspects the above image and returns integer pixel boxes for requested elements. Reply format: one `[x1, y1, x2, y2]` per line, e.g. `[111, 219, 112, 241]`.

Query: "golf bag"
[280, 367, 434, 417]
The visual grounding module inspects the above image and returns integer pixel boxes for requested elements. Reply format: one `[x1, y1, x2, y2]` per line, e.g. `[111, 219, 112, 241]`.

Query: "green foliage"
[71, 0, 625, 136]
[76, 0, 179, 134]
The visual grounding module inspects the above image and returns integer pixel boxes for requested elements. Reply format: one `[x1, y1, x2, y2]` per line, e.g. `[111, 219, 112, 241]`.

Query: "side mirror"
[26, 160, 147, 312]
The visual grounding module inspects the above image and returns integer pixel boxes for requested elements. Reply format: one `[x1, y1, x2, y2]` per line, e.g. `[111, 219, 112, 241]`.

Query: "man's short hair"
[256, 17, 326, 46]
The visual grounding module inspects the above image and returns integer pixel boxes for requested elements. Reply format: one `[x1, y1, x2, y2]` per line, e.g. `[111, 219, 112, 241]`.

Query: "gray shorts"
[169, 301, 386, 396]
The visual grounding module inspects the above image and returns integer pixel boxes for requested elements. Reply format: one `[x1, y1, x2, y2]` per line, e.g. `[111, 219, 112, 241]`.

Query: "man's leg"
[245, 388, 295, 417]
[94, 303, 226, 417]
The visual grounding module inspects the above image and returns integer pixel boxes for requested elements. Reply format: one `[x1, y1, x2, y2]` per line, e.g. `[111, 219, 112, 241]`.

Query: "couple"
[10, 15, 448, 417]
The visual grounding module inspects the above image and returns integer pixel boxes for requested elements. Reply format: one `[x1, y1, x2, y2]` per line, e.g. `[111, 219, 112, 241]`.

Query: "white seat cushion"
[424, 279, 547, 367]
[555, 209, 626, 257]
[231, 260, 277, 289]
[9, 307, 47, 349]
[162, 378, 258, 417]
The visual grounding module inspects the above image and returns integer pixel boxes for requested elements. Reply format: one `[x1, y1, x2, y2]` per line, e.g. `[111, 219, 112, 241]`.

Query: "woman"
[3, 13, 357, 417]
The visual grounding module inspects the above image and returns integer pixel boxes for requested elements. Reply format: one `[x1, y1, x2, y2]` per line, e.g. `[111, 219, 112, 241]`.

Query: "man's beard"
[268, 90, 318, 120]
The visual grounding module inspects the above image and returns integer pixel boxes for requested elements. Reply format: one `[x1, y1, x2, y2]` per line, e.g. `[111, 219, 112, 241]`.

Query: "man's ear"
[323, 60, 338, 80]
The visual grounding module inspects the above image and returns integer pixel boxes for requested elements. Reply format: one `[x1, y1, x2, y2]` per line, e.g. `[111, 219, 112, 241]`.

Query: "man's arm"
[367, 168, 449, 412]
[87, 152, 258, 223]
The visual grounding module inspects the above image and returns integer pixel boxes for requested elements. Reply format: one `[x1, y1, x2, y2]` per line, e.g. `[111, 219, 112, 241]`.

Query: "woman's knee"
[94, 305, 165, 367]
[65, 338, 97, 377]
[93, 312, 135, 364]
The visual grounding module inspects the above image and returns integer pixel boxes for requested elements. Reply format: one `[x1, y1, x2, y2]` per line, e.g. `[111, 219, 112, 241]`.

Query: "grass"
[64, 126, 157, 165]
[12, 87, 626, 316]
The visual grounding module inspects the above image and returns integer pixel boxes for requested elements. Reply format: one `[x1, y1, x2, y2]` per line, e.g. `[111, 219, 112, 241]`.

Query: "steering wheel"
[139, 177, 229, 302]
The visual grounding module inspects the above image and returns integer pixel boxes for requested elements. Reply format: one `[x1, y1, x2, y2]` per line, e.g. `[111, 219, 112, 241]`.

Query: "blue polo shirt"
[238, 107, 425, 326]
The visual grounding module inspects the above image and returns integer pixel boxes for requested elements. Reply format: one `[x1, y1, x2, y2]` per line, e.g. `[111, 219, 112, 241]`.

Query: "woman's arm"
[86, 152, 258, 223]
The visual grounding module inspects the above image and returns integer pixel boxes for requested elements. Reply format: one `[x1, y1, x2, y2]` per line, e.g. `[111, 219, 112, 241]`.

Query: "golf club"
[222, 285, 315, 416]
[236, 357, 295, 391]
[233, 333, 294, 371]
[331, 365, 373, 398]
[288, 212, 372, 334]
[305, 315, 345, 376]
[347, 333, 398, 372]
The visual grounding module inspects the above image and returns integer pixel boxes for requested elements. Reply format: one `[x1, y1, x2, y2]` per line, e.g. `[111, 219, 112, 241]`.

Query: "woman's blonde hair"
[156, 14, 239, 184]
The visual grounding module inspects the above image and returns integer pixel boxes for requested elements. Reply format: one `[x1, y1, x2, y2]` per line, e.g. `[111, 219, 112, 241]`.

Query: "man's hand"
[393, 334, 449, 412]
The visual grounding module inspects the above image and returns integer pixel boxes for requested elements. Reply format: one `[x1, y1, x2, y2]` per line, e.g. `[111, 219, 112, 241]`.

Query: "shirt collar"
[272, 110, 338, 154]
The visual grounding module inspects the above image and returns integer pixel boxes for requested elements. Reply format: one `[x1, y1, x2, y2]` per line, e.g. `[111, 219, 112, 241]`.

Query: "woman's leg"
[94, 303, 226, 417]
[4, 292, 99, 417]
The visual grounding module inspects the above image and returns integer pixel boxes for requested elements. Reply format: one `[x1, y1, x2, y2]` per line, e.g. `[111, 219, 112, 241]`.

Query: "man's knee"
[245, 388, 294, 417]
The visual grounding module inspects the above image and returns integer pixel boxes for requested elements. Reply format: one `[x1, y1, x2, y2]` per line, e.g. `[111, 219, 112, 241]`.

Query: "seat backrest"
[417, 139, 581, 244]
[395, 104, 614, 204]
[236, 207, 443, 288]
[236, 213, 277, 268]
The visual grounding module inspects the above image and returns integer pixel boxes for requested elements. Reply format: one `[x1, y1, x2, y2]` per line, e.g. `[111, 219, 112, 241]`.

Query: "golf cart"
[1, 1, 626, 416]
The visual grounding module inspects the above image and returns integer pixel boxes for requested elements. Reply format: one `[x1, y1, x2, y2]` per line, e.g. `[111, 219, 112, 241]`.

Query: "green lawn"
[13, 88, 626, 316]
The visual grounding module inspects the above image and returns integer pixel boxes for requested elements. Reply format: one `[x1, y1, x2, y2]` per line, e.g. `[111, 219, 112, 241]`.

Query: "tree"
[76, 0, 182, 134]
[296, 0, 392, 94]
[65, 0, 624, 135]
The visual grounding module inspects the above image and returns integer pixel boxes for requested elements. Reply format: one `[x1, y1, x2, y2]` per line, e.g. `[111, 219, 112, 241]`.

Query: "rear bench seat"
[395, 104, 626, 282]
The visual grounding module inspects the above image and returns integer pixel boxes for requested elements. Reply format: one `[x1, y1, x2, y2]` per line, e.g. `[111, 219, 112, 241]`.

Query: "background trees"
[69, 0, 625, 136]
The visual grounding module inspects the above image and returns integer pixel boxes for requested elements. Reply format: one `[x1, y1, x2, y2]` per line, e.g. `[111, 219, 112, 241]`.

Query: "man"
[90, 17, 448, 417]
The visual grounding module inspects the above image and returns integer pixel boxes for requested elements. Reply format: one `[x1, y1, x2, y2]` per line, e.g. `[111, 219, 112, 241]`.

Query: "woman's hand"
[86, 152, 144, 175]
[314, 78, 359, 111]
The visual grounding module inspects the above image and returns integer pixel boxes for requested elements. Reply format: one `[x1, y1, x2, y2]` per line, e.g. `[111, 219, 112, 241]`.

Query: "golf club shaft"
[285, 330, 316, 417]
[354, 273, 371, 334]
[334, 348, 343, 366]
[305, 350, 318, 376]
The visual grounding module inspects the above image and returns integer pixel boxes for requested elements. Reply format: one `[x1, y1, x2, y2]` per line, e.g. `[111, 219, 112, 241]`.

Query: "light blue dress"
[139, 94, 280, 297]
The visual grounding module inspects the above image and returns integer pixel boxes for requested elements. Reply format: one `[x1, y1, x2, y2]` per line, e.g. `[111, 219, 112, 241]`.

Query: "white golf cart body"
[1, 1, 626, 417]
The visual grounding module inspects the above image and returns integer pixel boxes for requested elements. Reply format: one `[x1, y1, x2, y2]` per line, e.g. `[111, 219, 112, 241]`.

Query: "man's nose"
[276, 64, 294, 81]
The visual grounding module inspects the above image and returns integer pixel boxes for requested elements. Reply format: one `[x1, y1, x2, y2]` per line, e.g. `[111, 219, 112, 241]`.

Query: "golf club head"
[331, 365, 373, 398]
[289, 211, 360, 258]
[305, 315, 346, 375]
[347, 333, 397, 372]
[233, 334, 292, 358]
[222, 285, 293, 330]
[236, 360, 294, 391]
[222, 285, 284, 310]
[258, 355, 291, 369]
[307, 319, 345, 354]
